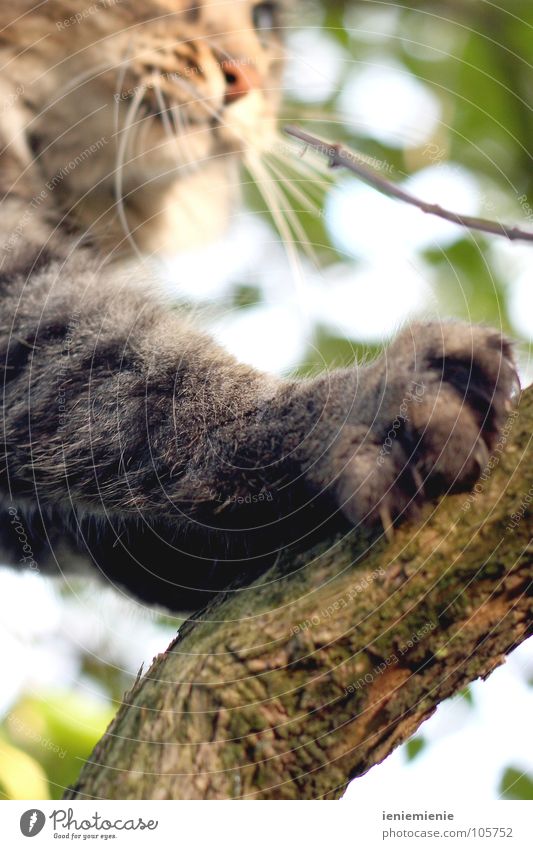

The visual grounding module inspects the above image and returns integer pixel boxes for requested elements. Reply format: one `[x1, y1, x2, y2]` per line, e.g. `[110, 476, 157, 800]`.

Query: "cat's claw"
[379, 505, 395, 543]
[331, 322, 519, 533]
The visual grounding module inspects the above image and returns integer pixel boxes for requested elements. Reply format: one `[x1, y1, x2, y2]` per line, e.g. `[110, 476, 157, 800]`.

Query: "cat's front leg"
[296, 322, 519, 534]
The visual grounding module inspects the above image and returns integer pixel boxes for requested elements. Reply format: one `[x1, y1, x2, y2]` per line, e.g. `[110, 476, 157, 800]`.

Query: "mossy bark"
[65, 389, 533, 800]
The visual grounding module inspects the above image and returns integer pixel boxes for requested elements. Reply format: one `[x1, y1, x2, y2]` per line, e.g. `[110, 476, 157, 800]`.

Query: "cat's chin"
[122, 157, 240, 257]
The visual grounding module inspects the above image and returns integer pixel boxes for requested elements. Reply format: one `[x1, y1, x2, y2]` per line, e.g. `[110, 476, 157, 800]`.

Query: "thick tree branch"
[66, 388, 533, 800]
[284, 125, 533, 244]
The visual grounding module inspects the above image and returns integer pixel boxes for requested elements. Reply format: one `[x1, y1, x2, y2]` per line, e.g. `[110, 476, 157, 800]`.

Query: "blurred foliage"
[261, 0, 533, 370]
[0, 737, 49, 800]
[0, 693, 114, 800]
[232, 283, 263, 309]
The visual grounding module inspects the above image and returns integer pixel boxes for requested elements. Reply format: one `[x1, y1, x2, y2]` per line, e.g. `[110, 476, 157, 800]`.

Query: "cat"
[0, 0, 518, 612]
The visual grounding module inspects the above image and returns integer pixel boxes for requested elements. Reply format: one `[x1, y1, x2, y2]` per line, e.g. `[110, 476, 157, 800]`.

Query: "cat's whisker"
[268, 140, 334, 176]
[262, 156, 322, 216]
[164, 71, 318, 286]
[169, 103, 202, 174]
[279, 108, 345, 124]
[114, 40, 135, 139]
[273, 130, 334, 169]
[174, 83, 300, 235]
[152, 78, 177, 144]
[170, 73, 268, 187]
[169, 103, 189, 165]
[163, 85, 183, 140]
[137, 106, 153, 158]
[263, 153, 332, 211]
[268, 154, 333, 211]
[271, 139, 335, 183]
[258, 158, 320, 267]
[116, 65, 329, 284]
[266, 153, 333, 213]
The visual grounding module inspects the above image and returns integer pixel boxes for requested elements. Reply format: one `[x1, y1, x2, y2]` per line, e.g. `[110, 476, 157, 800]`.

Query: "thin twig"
[284, 125, 533, 244]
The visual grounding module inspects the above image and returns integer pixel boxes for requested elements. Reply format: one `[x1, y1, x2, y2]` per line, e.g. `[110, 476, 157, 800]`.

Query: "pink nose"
[221, 59, 261, 104]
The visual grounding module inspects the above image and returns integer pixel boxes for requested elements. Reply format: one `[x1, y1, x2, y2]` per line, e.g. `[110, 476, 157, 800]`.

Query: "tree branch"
[65, 387, 533, 800]
[284, 125, 533, 244]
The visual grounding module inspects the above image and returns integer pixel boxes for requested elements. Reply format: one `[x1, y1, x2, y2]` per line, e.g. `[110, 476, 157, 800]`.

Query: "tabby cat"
[0, 1, 517, 611]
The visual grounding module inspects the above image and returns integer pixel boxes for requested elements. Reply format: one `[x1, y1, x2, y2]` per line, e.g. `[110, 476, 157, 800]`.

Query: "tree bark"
[66, 388, 533, 800]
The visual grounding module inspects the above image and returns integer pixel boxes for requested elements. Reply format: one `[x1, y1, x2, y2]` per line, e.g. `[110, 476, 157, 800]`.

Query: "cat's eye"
[252, 2, 277, 33]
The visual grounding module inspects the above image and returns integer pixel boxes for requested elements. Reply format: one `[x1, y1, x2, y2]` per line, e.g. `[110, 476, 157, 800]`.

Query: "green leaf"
[233, 284, 263, 309]
[0, 736, 49, 800]
[499, 767, 533, 801]
[457, 686, 474, 706]
[405, 737, 426, 762]
[423, 238, 512, 333]
[4, 692, 115, 800]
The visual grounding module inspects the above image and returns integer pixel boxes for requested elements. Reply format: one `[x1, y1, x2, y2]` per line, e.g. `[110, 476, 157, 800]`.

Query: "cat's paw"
[332, 323, 519, 535]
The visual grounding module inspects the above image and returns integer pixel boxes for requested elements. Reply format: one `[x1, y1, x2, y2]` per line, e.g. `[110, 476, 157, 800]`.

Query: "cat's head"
[0, 1, 286, 255]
